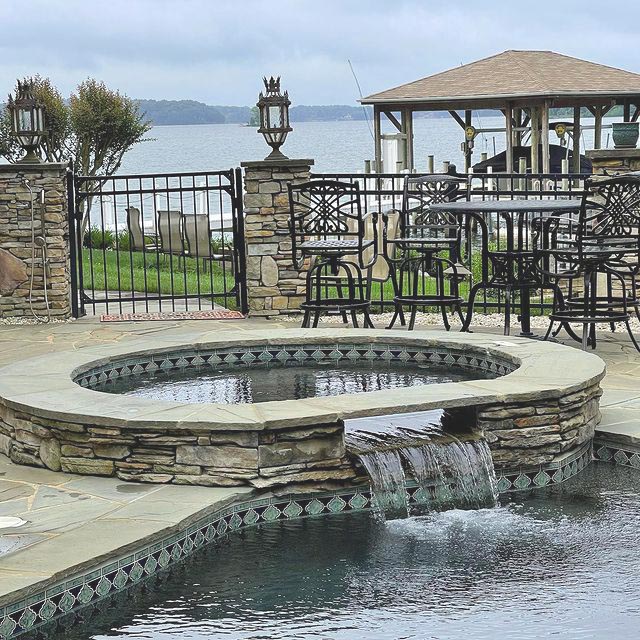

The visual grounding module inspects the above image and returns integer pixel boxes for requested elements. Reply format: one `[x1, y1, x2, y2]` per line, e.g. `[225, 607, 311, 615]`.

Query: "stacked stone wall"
[0, 163, 71, 319]
[479, 383, 602, 468]
[0, 403, 356, 489]
[241, 159, 313, 316]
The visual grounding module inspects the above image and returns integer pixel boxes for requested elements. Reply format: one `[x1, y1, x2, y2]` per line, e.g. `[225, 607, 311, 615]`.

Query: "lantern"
[7, 79, 46, 164]
[256, 76, 292, 160]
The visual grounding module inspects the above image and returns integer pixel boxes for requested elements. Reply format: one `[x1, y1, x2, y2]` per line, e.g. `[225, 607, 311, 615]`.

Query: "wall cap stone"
[241, 158, 315, 168]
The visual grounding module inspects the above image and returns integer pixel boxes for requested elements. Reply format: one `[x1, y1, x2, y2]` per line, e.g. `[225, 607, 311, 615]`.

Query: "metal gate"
[67, 168, 247, 317]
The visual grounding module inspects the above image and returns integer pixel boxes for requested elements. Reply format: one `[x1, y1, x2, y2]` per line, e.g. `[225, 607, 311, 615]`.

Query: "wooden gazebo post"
[573, 106, 581, 173]
[505, 102, 514, 173]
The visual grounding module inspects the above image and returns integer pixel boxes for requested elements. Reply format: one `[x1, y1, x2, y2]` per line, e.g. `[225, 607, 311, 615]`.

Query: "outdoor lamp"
[257, 76, 292, 160]
[7, 79, 46, 164]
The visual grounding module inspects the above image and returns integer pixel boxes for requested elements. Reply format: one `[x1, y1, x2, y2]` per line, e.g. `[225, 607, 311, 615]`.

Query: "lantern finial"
[7, 77, 46, 164]
[256, 76, 292, 161]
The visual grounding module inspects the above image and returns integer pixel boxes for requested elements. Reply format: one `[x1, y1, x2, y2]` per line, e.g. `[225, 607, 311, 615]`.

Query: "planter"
[612, 122, 639, 149]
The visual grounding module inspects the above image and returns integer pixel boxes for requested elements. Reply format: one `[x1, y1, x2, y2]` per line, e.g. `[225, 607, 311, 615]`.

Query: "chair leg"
[462, 283, 484, 332]
[582, 271, 591, 350]
[301, 310, 311, 328]
[504, 286, 512, 336]
[408, 306, 418, 331]
[624, 321, 640, 352]
[335, 281, 349, 324]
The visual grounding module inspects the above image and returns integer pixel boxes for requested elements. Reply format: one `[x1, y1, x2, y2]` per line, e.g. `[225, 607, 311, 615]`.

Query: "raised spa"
[0, 330, 605, 489]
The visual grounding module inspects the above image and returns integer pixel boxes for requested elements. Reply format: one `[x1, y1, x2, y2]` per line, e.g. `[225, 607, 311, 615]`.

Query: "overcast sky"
[1, 0, 639, 106]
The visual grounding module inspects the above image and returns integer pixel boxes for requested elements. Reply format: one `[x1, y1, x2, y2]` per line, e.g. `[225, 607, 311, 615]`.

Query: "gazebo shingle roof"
[361, 50, 640, 105]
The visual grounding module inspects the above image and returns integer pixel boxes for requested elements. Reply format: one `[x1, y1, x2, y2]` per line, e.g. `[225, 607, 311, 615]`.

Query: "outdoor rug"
[100, 310, 245, 322]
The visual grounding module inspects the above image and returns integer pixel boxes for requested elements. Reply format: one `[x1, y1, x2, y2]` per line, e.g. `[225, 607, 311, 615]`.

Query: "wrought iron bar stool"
[383, 174, 468, 330]
[534, 175, 640, 351]
[288, 179, 377, 328]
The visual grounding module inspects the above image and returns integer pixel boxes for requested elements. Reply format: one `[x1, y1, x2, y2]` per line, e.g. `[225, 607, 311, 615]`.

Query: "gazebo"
[360, 50, 640, 173]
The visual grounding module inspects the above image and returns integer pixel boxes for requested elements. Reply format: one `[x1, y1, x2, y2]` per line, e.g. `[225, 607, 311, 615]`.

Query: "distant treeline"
[137, 100, 373, 126]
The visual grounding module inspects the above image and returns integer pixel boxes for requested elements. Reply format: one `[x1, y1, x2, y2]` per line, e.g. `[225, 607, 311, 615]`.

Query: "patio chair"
[384, 174, 468, 330]
[157, 210, 185, 258]
[125, 207, 157, 252]
[183, 213, 234, 273]
[289, 179, 377, 328]
[534, 174, 640, 351]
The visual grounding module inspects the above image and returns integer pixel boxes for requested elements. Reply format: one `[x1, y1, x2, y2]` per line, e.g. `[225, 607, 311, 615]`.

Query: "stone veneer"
[0, 163, 71, 319]
[241, 158, 314, 316]
[479, 384, 602, 469]
[0, 330, 606, 490]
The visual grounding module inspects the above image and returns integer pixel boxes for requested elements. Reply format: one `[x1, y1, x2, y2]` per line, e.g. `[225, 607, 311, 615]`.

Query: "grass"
[81, 248, 237, 304]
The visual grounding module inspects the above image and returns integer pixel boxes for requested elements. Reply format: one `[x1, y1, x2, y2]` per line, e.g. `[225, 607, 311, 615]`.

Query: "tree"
[0, 76, 152, 233]
[248, 106, 260, 127]
[1, 76, 151, 176]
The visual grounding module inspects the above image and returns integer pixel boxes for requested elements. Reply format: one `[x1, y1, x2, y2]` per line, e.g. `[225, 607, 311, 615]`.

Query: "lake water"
[118, 115, 614, 176]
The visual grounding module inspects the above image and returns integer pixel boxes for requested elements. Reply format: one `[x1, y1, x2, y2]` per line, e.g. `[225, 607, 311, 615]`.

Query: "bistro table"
[429, 198, 585, 337]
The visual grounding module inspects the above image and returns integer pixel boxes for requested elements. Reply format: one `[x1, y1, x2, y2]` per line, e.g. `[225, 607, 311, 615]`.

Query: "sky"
[1, 0, 639, 106]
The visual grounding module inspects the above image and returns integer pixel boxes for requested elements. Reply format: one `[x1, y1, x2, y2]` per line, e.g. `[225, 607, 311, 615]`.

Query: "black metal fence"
[312, 171, 588, 314]
[68, 169, 247, 317]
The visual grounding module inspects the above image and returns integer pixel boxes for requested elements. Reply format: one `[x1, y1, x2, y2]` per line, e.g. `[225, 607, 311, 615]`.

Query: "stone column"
[0, 162, 72, 320]
[585, 149, 640, 175]
[241, 158, 314, 316]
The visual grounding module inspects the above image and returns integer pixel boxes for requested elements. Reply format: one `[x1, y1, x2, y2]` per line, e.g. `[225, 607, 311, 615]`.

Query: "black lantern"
[7, 79, 46, 164]
[257, 76, 292, 160]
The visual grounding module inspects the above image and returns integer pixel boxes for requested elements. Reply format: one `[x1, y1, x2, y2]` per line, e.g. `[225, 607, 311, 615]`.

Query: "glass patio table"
[428, 198, 585, 337]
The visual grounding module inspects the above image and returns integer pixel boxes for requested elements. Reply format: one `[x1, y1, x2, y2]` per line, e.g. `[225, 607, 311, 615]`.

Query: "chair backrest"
[288, 179, 365, 263]
[401, 174, 465, 238]
[125, 207, 145, 251]
[157, 210, 184, 255]
[578, 175, 640, 260]
[183, 214, 212, 258]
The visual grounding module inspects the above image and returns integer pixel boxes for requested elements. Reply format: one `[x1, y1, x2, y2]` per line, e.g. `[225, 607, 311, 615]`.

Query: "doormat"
[100, 310, 245, 322]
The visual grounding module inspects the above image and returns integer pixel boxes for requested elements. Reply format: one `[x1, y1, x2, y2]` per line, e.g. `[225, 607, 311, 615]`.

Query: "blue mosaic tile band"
[0, 439, 592, 639]
[73, 342, 518, 390]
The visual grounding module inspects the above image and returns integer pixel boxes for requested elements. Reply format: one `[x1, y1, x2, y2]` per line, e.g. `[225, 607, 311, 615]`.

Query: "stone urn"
[612, 122, 639, 149]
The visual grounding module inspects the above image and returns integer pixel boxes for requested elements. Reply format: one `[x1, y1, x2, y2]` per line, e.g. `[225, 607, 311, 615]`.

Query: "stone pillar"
[586, 149, 640, 175]
[241, 159, 314, 316]
[0, 163, 71, 320]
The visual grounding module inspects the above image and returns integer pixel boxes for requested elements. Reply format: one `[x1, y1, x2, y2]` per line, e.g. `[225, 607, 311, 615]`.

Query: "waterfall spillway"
[345, 410, 498, 517]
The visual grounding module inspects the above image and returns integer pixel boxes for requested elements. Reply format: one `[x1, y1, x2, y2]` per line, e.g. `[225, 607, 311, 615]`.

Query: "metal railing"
[311, 171, 588, 314]
[68, 169, 247, 317]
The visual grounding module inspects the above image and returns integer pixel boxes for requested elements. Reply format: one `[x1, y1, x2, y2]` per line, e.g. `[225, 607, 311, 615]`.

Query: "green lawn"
[82, 248, 237, 303]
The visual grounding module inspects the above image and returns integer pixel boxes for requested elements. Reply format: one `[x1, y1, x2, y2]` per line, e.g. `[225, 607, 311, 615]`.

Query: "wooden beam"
[448, 110, 466, 129]
[541, 100, 550, 174]
[464, 109, 472, 172]
[624, 100, 631, 122]
[572, 106, 581, 174]
[594, 106, 603, 149]
[405, 108, 414, 171]
[374, 106, 382, 172]
[530, 106, 540, 173]
[632, 105, 640, 123]
[505, 102, 513, 173]
[383, 110, 402, 132]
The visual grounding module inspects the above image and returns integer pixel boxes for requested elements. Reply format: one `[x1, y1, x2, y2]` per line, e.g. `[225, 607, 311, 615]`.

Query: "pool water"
[94, 362, 489, 404]
[52, 465, 640, 639]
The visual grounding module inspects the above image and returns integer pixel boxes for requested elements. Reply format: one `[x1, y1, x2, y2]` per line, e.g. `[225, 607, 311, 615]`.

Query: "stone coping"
[0, 329, 605, 433]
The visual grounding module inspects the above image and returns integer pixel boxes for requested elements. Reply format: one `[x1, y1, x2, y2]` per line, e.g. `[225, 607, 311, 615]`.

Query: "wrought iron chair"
[288, 179, 377, 328]
[384, 175, 468, 330]
[534, 175, 640, 351]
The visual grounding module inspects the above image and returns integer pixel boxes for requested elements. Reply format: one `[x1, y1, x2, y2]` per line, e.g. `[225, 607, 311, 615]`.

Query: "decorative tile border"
[74, 342, 517, 390]
[0, 439, 595, 640]
[593, 438, 640, 468]
[495, 440, 593, 492]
